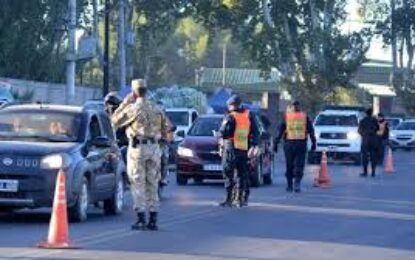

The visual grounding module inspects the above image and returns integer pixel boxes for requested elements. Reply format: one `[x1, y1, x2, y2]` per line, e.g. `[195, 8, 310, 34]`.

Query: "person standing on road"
[111, 79, 172, 231]
[274, 101, 316, 193]
[377, 113, 390, 165]
[218, 95, 259, 207]
[358, 107, 380, 177]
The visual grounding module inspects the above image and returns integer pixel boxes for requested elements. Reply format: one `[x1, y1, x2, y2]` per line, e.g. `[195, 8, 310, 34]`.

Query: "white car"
[309, 107, 365, 164]
[165, 108, 199, 141]
[390, 120, 415, 150]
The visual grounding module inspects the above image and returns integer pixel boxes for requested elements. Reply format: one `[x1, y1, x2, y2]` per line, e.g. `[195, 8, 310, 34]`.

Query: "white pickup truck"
[165, 108, 199, 140]
[308, 106, 365, 164]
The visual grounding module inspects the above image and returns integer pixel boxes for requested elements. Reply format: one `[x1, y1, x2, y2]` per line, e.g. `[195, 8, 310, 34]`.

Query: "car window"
[166, 111, 189, 127]
[89, 115, 102, 140]
[396, 122, 415, 130]
[188, 117, 223, 136]
[99, 113, 115, 141]
[315, 115, 358, 126]
[0, 110, 81, 142]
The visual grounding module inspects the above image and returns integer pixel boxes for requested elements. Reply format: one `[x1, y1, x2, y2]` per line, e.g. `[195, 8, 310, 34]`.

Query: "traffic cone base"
[37, 170, 78, 249]
[314, 151, 331, 188]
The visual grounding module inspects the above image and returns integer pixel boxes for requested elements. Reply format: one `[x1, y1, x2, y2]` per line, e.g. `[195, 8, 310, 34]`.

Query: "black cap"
[226, 95, 242, 106]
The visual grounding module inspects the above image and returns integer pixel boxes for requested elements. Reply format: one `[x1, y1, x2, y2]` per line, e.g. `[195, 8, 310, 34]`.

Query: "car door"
[85, 114, 111, 196]
[97, 113, 118, 190]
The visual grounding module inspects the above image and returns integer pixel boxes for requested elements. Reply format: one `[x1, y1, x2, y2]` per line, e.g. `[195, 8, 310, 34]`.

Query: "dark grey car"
[0, 104, 126, 222]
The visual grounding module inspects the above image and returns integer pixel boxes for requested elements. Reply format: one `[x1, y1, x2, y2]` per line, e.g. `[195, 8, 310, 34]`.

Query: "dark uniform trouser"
[222, 146, 249, 201]
[361, 137, 380, 174]
[284, 140, 307, 186]
[378, 138, 387, 165]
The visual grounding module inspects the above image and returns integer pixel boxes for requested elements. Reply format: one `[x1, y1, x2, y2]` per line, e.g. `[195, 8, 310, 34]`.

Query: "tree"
[375, 0, 415, 114]
[0, 0, 89, 83]
[189, 0, 371, 113]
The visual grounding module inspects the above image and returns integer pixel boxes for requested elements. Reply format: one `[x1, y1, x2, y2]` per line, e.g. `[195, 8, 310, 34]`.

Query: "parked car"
[385, 117, 403, 130]
[0, 104, 126, 221]
[176, 114, 273, 187]
[389, 120, 415, 150]
[309, 106, 365, 164]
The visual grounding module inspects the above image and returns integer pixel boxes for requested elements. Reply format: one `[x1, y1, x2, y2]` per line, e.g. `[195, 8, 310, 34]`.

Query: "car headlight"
[177, 147, 194, 158]
[41, 154, 71, 169]
[347, 131, 360, 140]
[390, 132, 395, 138]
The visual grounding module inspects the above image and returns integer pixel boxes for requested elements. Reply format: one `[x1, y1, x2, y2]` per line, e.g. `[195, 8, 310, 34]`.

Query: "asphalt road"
[0, 150, 414, 260]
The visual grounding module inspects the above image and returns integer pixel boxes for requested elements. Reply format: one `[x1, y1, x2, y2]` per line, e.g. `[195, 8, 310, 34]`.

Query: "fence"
[0, 77, 102, 105]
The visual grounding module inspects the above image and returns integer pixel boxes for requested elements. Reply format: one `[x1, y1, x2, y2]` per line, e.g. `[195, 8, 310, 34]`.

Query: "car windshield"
[188, 117, 223, 136]
[386, 119, 401, 129]
[396, 122, 415, 130]
[0, 110, 81, 142]
[315, 114, 358, 126]
[166, 111, 188, 127]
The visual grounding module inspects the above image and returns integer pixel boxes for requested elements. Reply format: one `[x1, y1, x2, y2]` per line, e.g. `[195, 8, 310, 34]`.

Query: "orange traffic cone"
[384, 147, 394, 174]
[314, 151, 331, 188]
[38, 169, 75, 249]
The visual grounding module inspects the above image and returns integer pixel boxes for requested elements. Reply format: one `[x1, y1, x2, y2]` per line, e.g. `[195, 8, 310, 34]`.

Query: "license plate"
[0, 180, 18, 192]
[328, 146, 337, 151]
[203, 164, 223, 171]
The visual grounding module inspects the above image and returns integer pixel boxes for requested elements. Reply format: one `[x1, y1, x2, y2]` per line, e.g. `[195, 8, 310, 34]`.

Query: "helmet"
[131, 79, 147, 93]
[104, 92, 122, 106]
[226, 95, 242, 106]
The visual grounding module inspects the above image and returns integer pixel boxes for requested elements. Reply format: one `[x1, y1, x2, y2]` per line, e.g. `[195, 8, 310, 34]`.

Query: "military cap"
[131, 79, 147, 92]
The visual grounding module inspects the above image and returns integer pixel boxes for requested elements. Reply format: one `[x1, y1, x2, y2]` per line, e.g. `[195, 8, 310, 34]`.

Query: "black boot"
[294, 181, 301, 193]
[219, 188, 233, 207]
[131, 212, 146, 230]
[147, 212, 158, 231]
[241, 190, 249, 207]
[286, 179, 293, 192]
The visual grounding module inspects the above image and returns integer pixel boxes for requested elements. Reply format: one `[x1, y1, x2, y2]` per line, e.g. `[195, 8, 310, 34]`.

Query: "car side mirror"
[176, 130, 185, 138]
[90, 136, 112, 148]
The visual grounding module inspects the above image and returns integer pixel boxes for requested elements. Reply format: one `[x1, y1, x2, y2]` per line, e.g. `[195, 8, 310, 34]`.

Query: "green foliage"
[11, 89, 34, 102]
[189, 0, 372, 113]
[0, 0, 88, 83]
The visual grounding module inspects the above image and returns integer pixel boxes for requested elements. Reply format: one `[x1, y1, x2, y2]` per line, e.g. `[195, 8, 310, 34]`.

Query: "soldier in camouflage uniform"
[111, 79, 172, 231]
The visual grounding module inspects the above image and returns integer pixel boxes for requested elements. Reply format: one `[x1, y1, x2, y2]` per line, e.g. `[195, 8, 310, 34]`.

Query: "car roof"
[319, 110, 361, 116]
[166, 108, 197, 112]
[1, 104, 84, 113]
[197, 114, 224, 119]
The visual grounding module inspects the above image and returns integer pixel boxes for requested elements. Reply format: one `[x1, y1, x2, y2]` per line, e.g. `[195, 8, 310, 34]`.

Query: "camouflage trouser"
[160, 143, 169, 181]
[127, 143, 161, 212]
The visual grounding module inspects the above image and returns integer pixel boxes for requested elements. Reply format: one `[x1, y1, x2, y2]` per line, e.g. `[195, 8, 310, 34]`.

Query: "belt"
[131, 137, 161, 147]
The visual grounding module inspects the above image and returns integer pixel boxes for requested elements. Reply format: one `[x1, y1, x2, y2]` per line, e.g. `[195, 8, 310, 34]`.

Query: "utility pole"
[119, 0, 126, 90]
[103, 0, 110, 97]
[66, 0, 76, 104]
[222, 43, 227, 86]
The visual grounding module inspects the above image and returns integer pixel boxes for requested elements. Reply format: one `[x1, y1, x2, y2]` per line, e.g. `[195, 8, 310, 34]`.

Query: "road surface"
[0, 150, 414, 259]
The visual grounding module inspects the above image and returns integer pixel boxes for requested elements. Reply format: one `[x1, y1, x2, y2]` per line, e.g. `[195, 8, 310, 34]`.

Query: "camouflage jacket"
[111, 94, 172, 141]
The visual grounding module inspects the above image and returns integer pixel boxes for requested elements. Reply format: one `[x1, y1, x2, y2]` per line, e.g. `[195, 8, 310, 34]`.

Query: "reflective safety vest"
[231, 110, 250, 151]
[286, 112, 307, 140]
[377, 121, 386, 136]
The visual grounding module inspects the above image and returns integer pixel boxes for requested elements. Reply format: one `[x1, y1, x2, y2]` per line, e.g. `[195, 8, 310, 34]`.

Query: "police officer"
[274, 101, 316, 193]
[218, 95, 259, 207]
[111, 79, 172, 231]
[358, 107, 380, 177]
[377, 113, 390, 165]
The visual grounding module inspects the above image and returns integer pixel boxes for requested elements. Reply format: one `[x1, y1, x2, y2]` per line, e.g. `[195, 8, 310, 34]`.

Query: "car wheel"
[250, 160, 263, 188]
[194, 177, 204, 185]
[69, 177, 89, 222]
[176, 174, 188, 186]
[353, 155, 362, 165]
[104, 176, 124, 215]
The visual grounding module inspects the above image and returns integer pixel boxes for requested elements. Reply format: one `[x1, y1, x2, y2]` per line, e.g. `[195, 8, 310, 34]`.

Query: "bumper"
[315, 141, 361, 153]
[0, 170, 61, 208]
[176, 157, 223, 179]
[389, 139, 415, 148]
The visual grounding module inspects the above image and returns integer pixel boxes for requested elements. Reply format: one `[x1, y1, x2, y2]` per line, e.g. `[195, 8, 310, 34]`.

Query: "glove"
[311, 143, 316, 151]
